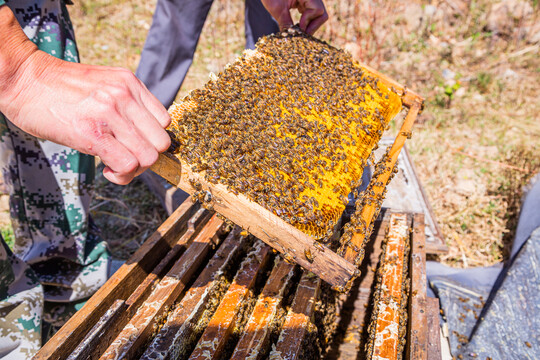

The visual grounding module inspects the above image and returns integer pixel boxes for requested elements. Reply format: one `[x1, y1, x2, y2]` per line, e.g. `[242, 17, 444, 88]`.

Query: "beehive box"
[151, 28, 424, 290]
[36, 200, 441, 360]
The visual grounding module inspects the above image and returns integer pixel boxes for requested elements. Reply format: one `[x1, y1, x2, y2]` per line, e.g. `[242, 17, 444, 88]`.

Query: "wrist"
[0, 5, 41, 116]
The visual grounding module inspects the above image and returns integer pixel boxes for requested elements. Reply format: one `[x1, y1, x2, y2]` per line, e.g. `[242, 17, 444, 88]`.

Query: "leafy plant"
[1, 225, 14, 250]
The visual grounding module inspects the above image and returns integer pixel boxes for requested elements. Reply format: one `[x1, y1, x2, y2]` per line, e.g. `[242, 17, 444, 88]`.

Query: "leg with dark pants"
[245, 0, 279, 49]
[136, 0, 215, 109]
[137, 0, 279, 108]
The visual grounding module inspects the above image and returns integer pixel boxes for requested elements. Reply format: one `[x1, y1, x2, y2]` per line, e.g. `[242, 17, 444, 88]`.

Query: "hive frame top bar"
[151, 38, 424, 290]
[152, 153, 359, 287]
[358, 59, 423, 109]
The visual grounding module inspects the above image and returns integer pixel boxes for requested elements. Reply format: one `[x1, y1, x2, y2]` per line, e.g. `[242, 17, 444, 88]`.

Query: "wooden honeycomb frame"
[365, 213, 411, 359]
[151, 63, 423, 291]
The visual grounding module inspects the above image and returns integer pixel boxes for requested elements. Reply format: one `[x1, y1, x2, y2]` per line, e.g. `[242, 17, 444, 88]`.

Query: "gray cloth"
[427, 175, 540, 359]
[511, 173, 540, 258]
[462, 227, 540, 359]
[136, 0, 279, 108]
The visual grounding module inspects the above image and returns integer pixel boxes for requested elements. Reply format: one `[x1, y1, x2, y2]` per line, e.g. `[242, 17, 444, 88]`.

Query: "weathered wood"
[67, 299, 126, 360]
[189, 241, 273, 360]
[46, 209, 431, 360]
[231, 259, 296, 360]
[36, 199, 200, 360]
[151, 153, 357, 289]
[407, 214, 428, 360]
[344, 103, 422, 264]
[76, 208, 211, 359]
[140, 227, 248, 360]
[366, 213, 410, 360]
[122, 208, 209, 310]
[101, 215, 225, 360]
[324, 217, 390, 360]
[426, 297, 442, 360]
[270, 272, 321, 360]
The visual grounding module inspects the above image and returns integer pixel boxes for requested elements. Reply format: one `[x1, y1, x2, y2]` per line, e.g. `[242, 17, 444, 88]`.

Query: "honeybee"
[304, 248, 314, 263]
[282, 252, 296, 264]
[313, 241, 325, 252]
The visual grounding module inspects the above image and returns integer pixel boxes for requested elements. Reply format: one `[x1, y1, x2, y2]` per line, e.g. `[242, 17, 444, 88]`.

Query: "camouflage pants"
[0, 0, 110, 358]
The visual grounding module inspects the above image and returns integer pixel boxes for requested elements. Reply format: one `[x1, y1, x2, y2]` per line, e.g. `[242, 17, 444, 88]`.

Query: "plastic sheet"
[427, 174, 540, 359]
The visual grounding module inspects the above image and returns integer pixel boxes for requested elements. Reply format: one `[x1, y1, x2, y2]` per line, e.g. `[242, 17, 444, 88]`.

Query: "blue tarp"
[427, 175, 540, 359]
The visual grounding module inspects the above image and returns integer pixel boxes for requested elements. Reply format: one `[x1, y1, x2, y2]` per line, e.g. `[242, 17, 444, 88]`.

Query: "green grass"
[1, 225, 14, 249]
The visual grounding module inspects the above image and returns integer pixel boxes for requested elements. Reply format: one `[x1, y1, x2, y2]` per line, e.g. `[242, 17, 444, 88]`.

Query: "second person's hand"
[261, 0, 328, 35]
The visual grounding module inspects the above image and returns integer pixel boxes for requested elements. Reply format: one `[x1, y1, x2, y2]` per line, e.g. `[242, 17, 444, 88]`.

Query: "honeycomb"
[167, 27, 402, 241]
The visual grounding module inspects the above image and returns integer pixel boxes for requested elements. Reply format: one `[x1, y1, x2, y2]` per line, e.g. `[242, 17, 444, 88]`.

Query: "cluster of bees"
[337, 148, 399, 268]
[364, 225, 411, 359]
[167, 26, 401, 242]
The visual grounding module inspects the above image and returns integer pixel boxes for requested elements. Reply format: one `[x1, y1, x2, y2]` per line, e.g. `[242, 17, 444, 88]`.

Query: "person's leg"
[136, 0, 213, 212]
[0, 112, 110, 329]
[0, 239, 44, 359]
[244, 0, 279, 49]
[0, 0, 110, 348]
[136, 0, 215, 108]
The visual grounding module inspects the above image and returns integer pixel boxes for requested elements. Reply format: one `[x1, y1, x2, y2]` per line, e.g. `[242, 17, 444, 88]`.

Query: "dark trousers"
[136, 0, 279, 108]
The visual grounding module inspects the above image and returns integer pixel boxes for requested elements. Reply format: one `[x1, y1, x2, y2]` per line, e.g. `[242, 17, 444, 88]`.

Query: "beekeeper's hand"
[261, 0, 328, 35]
[0, 5, 171, 185]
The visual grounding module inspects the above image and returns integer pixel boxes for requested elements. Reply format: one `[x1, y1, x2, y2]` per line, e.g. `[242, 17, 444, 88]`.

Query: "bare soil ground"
[1, 0, 539, 267]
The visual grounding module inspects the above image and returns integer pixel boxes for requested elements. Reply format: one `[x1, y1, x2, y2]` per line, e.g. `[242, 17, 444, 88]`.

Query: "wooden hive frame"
[36, 199, 437, 359]
[151, 64, 424, 291]
[365, 213, 411, 359]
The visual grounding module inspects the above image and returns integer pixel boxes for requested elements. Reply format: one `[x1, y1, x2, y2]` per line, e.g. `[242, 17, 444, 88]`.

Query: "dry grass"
[8, 0, 531, 266]
[90, 164, 167, 259]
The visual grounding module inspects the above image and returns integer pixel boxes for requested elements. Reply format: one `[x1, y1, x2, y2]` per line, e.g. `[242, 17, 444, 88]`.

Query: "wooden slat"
[36, 199, 200, 360]
[101, 215, 225, 360]
[231, 260, 296, 360]
[426, 297, 442, 360]
[324, 217, 390, 359]
[270, 272, 321, 360]
[151, 153, 357, 289]
[67, 300, 125, 360]
[344, 102, 422, 264]
[189, 241, 273, 360]
[122, 208, 209, 309]
[140, 227, 248, 360]
[72, 208, 210, 360]
[367, 213, 410, 360]
[407, 214, 428, 360]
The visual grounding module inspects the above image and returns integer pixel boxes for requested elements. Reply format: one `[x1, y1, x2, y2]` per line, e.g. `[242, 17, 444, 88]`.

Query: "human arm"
[260, 0, 328, 35]
[0, 5, 171, 185]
